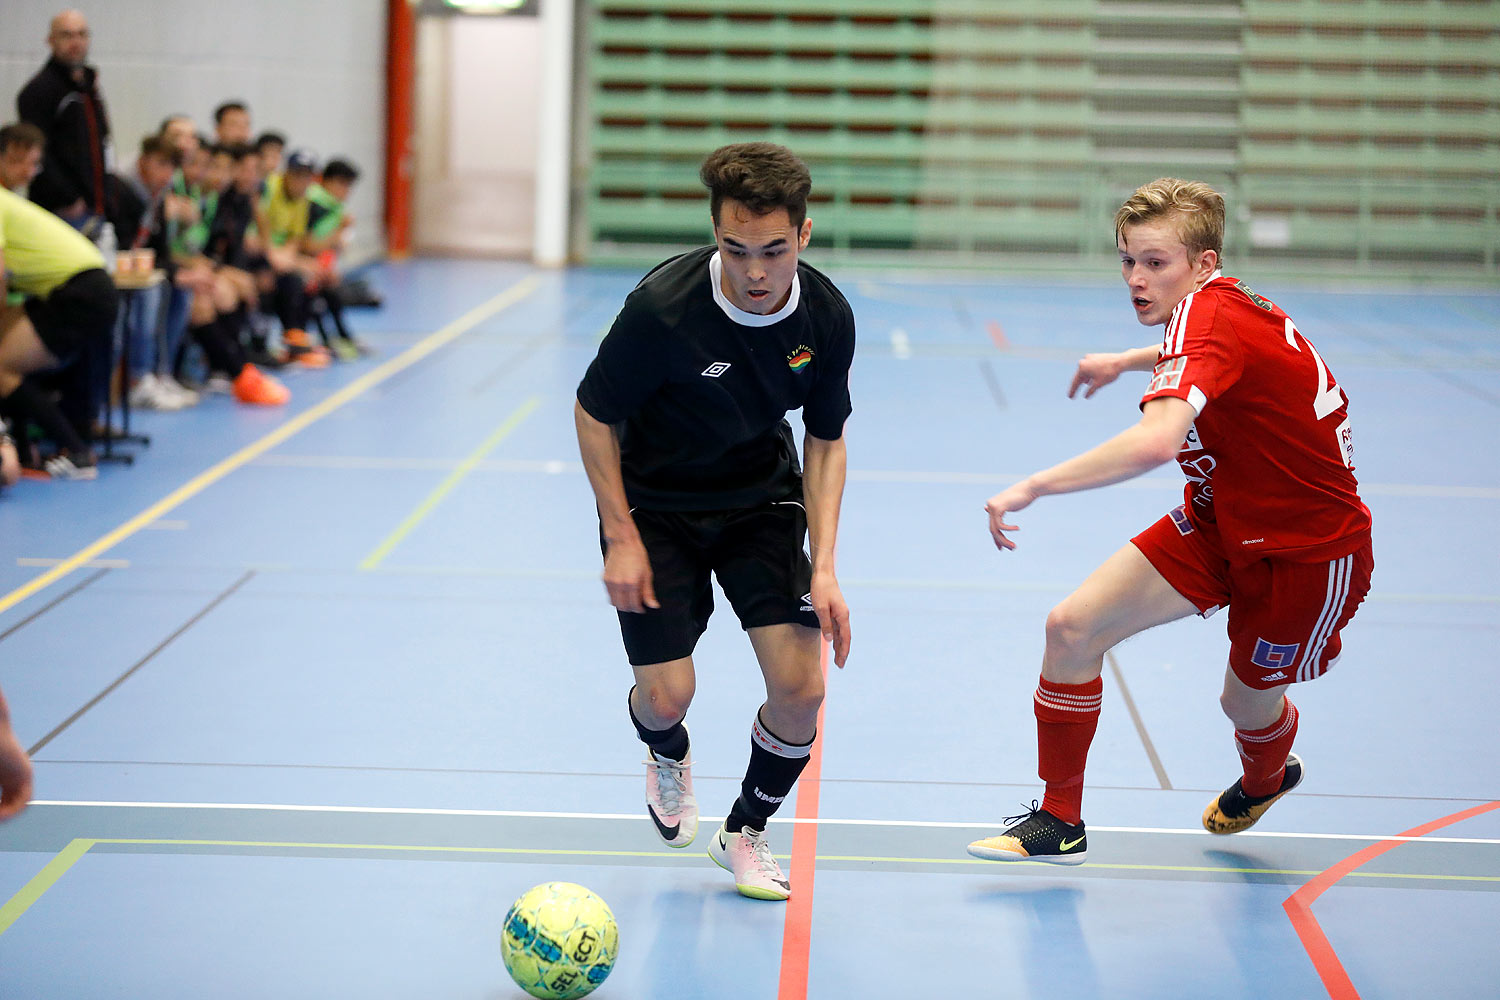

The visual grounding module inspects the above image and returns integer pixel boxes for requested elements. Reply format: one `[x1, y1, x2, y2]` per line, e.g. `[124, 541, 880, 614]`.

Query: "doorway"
[413, 6, 542, 256]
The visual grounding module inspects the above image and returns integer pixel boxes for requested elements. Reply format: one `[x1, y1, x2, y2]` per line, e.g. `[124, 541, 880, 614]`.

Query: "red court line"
[776, 642, 830, 1000]
[1284, 799, 1500, 999]
[986, 320, 1009, 350]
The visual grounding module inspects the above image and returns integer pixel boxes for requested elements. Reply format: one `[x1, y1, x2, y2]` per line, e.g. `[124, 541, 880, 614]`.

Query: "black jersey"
[577, 246, 855, 511]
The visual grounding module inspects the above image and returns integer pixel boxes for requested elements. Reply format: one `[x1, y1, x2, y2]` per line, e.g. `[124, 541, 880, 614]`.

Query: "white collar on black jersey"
[709, 251, 801, 327]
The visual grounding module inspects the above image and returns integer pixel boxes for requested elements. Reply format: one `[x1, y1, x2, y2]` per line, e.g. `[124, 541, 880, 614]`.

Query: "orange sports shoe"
[233, 365, 290, 406]
[282, 328, 313, 348]
[290, 347, 331, 368]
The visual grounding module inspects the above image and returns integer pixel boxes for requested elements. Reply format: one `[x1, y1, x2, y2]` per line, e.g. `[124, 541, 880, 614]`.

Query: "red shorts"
[1131, 506, 1374, 690]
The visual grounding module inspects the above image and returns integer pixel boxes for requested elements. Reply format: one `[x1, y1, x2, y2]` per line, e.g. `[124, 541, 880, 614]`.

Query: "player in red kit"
[966, 178, 1373, 865]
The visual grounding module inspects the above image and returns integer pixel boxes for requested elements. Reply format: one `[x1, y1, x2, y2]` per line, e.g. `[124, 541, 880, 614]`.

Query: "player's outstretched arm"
[1067, 344, 1162, 399]
[574, 400, 657, 613]
[985, 396, 1196, 551]
[803, 432, 851, 668]
[0, 686, 33, 822]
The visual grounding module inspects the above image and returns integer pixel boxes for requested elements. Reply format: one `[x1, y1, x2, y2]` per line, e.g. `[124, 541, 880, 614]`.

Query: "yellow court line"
[816, 855, 1500, 881]
[0, 276, 540, 618]
[6, 835, 1492, 935]
[97, 838, 693, 858]
[359, 396, 542, 570]
[0, 838, 96, 935]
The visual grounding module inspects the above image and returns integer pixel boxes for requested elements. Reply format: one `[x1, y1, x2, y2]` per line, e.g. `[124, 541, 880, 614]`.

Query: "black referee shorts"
[23, 268, 117, 364]
[603, 499, 819, 667]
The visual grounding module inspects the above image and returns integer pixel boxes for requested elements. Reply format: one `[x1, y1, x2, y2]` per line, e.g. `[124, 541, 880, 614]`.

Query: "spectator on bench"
[0, 123, 45, 194]
[115, 134, 203, 410]
[255, 131, 285, 185]
[212, 101, 251, 148]
[0, 186, 116, 479]
[304, 157, 369, 359]
[253, 149, 326, 366]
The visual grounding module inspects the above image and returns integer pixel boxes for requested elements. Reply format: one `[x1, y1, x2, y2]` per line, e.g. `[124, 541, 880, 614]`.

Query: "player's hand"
[810, 570, 850, 669]
[602, 536, 658, 614]
[1, 437, 19, 488]
[0, 724, 33, 822]
[1068, 352, 1128, 399]
[984, 482, 1039, 551]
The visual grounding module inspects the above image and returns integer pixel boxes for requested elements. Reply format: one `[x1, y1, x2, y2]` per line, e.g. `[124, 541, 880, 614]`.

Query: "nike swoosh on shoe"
[649, 805, 681, 842]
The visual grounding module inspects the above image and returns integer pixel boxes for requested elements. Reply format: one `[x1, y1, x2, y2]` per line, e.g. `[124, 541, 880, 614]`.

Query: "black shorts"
[23, 268, 117, 363]
[604, 499, 819, 666]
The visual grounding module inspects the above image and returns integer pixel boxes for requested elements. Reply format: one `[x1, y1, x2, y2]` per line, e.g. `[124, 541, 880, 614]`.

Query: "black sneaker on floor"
[245, 347, 287, 370]
[966, 800, 1087, 865]
[1203, 752, 1304, 834]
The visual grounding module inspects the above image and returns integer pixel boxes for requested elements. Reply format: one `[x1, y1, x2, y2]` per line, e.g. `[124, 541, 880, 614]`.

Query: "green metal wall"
[581, 0, 1500, 278]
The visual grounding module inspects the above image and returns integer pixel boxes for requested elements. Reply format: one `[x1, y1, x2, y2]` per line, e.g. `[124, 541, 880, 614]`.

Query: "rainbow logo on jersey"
[787, 346, 814, 372]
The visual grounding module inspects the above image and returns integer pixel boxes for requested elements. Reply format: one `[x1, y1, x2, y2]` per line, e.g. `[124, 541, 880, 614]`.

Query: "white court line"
[252, 455, 1500, 500]
[27, 801, 1500, 845]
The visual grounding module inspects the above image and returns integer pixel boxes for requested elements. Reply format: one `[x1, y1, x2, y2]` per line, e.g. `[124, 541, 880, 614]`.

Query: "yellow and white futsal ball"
[501, 881, 619, 999]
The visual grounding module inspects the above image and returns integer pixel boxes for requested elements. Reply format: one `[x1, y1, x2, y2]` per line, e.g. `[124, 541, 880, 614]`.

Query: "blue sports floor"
[0, 257, 1496, 999]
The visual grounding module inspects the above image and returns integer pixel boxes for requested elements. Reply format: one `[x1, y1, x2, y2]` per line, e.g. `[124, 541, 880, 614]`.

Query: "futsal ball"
[501, 881, 619, 999]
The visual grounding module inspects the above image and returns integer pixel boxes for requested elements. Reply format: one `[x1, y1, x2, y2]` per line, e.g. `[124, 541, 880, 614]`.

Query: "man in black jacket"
[16, 10, 115, 231]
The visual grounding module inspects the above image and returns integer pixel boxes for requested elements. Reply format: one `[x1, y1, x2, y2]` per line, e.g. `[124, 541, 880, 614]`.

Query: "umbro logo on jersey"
[701, 362, 731, 378]
[799, 592, 814, 612]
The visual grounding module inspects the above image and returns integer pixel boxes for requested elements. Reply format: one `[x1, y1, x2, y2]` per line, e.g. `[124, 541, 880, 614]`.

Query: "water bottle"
[97, 221, 118, 274]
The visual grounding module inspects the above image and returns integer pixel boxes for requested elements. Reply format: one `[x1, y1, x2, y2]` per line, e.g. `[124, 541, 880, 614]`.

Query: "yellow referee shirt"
[0, 187, 104, 298]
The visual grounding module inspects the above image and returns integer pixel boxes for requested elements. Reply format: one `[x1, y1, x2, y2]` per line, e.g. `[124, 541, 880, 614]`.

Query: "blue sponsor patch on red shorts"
[1168, 504, 1195, 536]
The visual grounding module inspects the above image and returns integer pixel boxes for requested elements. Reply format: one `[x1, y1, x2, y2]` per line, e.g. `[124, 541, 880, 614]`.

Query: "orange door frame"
[384, 0, 417, 258]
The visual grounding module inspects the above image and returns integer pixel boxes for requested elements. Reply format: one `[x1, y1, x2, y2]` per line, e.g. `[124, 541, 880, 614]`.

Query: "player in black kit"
[575, 143, 855, 900]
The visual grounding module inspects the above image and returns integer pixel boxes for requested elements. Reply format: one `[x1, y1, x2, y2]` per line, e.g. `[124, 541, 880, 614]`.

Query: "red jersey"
[1140, 274, 1371, 566]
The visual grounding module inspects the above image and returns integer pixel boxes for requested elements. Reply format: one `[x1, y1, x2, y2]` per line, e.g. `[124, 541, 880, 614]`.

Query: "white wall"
[448, 17, 540, 175]
[0, 0, 388, 262]
[413, 14, 541, 256]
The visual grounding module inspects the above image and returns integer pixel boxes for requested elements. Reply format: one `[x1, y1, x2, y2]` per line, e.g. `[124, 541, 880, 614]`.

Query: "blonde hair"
[1115, 178, 1225, 259]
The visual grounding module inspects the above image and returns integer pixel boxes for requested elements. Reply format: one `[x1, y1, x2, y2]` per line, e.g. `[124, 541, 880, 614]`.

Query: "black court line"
[978, 358, 1008, 410]
[363, 314, 541, 401]
[27, 570, 255, 756]
[1346, 326, 1500, 408]
[951, 295, 974, 330]
[468, 329, 561, 395]
[1107, 650, 1172, 790]
[0, 567, 110, 646]
[1427, 368, 1500, 408]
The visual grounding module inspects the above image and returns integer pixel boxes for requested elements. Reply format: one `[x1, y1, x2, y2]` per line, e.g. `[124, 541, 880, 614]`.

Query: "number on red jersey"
[1282, 318, 1354, 468]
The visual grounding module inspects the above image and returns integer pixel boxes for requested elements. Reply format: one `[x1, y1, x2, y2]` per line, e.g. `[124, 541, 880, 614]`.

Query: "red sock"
[1034, 676, 1103, 826]
[1236, 698, 1299, 797]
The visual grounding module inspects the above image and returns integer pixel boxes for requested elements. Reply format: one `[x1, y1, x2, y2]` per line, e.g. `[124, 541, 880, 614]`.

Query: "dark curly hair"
[699, 142, 812, 230]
